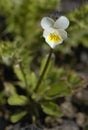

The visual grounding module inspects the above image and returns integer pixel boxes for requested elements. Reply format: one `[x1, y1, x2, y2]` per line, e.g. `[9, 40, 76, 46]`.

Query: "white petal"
[58, 29, 67, 40]
[45, 38, 63, 49]
[43, 28, 55, 38]
[41, 17, 54, 29]
[46, 40, 56, 48]
[54, 16, 69, 29]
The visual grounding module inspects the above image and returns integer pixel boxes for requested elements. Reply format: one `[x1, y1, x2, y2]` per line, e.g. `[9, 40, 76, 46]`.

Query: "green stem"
[34, 48, 53, 92]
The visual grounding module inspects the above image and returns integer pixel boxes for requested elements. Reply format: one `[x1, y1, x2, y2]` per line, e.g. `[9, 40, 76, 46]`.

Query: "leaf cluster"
[5, 54, 84, 123]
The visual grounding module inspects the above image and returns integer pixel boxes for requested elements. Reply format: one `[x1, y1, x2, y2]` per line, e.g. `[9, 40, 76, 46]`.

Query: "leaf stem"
[34, 48, 53, 92]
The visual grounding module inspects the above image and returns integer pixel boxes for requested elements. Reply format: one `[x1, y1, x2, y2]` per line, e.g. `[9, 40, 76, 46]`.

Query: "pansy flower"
[41, 16, 69, 48]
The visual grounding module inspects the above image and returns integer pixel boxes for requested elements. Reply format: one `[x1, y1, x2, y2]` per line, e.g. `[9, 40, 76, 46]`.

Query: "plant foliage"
[0, 0, 86, 124]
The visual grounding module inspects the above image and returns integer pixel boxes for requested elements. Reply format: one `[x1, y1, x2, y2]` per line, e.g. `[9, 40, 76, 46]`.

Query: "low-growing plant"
[6, 53, 84, 123]
[0, 16, 84, 123]
[0, 0, 86, 125]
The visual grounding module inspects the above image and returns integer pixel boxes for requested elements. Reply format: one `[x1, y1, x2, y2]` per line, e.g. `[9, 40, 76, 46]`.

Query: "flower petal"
[45, 38, 63, 49]
[43, 28, 55, 38]
[43, 29, 63, 48]
[58, 29, 67, 40]
[54, 16, 69, 29]
[41, 17, 54, 29]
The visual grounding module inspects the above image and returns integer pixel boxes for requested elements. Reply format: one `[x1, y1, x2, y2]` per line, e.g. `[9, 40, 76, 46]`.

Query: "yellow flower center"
[48, 33, 61, 43]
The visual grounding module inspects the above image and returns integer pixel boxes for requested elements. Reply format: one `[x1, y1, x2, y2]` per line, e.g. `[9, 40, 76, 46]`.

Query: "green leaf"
[44, 82, 70, 99]
[68, 73, 81, 84]
[30, 72, 37, 91]
[41, 102, 63, 117]
[10, 111, 27, 123]
[8, 95, 29, 106]
[68, 73, 83, 89]
[4, 82, 17, 95]
[13, 64, 25, 82]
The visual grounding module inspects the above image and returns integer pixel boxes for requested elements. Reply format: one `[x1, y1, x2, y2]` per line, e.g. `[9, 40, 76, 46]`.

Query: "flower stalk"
[34, 48, 53, 92]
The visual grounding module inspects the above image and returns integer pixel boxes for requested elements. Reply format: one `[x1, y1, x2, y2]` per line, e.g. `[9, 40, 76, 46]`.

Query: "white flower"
[41, 16, 69, 48]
